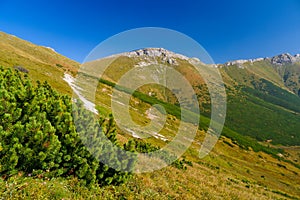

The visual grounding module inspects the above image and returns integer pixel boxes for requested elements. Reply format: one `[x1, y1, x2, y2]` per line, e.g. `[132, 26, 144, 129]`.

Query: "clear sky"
[0, 0, 299, 64]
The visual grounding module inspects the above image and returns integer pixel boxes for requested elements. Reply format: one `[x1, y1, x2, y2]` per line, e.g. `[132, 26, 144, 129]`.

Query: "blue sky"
[0, 0, 299, 63]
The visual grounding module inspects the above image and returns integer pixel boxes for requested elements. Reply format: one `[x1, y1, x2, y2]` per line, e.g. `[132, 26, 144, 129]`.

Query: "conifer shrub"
[0, 67, 135, 186]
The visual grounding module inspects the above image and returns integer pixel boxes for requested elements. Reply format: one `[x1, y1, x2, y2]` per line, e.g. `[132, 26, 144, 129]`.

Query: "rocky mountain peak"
[118, 47, 300, 68]
[270, 53, 300, 65]
[121, 48, 191, 65]
[223, 58, 265, 68]
[222, 53, 300, 67]
[127, 48, 189, 59]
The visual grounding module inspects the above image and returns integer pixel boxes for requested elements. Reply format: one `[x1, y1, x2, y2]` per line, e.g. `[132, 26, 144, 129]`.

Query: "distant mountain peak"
[119, 47, 192, 65]
[223, 53, 300, 67]
[223, 58, 265, 68]
[127, 48, 189, 59]
[110, 47, 300, 68]
[270, 53, 300, 65]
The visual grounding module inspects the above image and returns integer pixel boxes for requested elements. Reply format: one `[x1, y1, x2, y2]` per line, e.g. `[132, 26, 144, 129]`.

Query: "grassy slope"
[0, 32, 299, 199]
[92, 79, 300, 199]
[87, 56, 300, 146]
[221, 63, 300, 146]
[0, 31, 79, 94]
[1, 136, 299, 199]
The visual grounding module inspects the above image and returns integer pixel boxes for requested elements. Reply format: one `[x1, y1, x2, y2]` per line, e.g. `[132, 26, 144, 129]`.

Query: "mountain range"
[0, 31, 299, 199]
[79, 47, 300, 146]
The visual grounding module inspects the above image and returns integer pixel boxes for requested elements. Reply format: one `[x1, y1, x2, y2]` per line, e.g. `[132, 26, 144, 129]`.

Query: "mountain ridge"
[1, 30, 299, 70]
[107, 47, 300, 67]
[99, 47, 300, 98]
[0, 31, 79, 94]
[0, 30, 300, 199]
[0, 30, 299, 145]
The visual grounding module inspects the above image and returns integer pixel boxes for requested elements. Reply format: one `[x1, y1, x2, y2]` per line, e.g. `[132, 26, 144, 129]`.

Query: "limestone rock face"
[222, 53, 300, 68]
[121, 48, 193, 66]
[270, 53, 300, 65]
[118, 48, 300, 69]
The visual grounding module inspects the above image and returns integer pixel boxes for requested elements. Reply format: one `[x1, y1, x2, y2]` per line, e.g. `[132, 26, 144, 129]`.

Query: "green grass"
[0, 31, 79, 95]
[1, 31, 300, 199]
[221, 62, 300, 146]
[98, 76, 287, 163]
[225, 88, 300, 146]
[247, 78, 300, 113]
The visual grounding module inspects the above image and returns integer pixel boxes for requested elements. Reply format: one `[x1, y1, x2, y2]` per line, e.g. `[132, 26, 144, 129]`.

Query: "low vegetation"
[0, 67, 135, 186]
[0, 31, 300, 198]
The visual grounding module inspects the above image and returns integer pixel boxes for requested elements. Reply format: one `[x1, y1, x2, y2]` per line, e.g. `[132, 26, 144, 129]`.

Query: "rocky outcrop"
[224, 58, 266, 67]
[224, 59, 249, 66]
[271, 53, 294, 65]
[222, 53, 300, 67]
[121, 48, 193, 66]
[270, 53, 300, 65]
[119, 48, 300, 68]
[125, 48, 189, 60]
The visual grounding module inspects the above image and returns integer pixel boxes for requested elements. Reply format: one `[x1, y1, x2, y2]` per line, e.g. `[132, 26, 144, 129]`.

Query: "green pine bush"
[0, 67, 135, 186]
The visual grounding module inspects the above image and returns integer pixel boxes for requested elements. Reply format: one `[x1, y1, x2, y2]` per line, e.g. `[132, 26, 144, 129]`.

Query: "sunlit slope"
[0, 31, 79, 94]
[0, 32, 299, 199]
[221, 61, 300, 145]
[83, 49, 300, 146]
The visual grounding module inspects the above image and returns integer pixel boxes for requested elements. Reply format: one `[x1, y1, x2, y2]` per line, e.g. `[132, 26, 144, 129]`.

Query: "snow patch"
[63, 73, 98, 114]
[44, 46, 56, 52]
[124, 128, 142, 139]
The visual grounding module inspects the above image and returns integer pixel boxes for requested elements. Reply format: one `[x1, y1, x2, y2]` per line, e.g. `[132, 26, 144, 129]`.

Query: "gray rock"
[270, 53, 296, 65]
